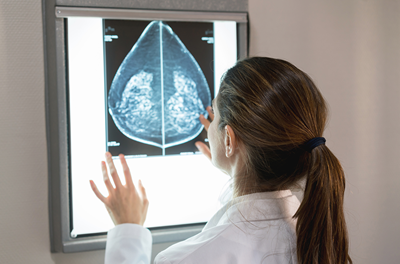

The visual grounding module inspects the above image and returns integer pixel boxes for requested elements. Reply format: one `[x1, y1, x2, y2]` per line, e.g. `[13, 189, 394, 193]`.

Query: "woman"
[90, 57, 352, 264]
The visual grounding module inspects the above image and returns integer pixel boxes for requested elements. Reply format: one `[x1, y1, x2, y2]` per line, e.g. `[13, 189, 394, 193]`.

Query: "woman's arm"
[90, 153, 151, 263]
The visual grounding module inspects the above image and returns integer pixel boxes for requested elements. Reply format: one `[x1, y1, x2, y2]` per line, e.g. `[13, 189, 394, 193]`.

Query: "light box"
[48, 6, 247, 253]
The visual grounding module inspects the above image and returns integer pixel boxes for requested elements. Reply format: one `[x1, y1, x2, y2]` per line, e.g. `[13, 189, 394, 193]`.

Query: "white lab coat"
[105, 190, 300, 264]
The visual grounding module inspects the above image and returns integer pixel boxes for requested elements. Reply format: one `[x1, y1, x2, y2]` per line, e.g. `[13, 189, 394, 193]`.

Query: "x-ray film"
[105, 20, 214, 157]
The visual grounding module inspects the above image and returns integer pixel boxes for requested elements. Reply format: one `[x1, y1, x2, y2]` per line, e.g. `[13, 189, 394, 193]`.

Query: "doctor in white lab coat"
[90, 57, 353, 264]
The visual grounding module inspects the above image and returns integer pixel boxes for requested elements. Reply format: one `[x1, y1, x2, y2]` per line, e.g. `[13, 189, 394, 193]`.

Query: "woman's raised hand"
[90, 152, 149, 226]
[195, 106, 214, 161]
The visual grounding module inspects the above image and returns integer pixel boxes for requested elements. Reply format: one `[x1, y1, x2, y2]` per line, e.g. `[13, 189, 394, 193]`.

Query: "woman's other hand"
[90, 152, 149, 226]
[195, 106, 213, 161]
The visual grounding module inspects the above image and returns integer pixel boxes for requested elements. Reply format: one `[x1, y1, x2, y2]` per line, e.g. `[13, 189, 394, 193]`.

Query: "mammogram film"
[108, 21, 211, 152]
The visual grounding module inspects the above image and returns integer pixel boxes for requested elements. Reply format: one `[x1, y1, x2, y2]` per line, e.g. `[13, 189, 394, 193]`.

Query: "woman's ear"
[224, 125, 237, 158]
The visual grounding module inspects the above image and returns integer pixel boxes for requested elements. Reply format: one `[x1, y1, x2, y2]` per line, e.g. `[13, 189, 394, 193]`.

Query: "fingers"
[119, 154, 135, 189]
[199, 107, 212, 161]
[195, 142, 212, 161]
[90, 180, 107, 204]
[138, 180, 148, 204]
[138, 180, 149, 225]
[101, 161, 115, 195]
[206, 106, 214, 121]
[200, 114, 210, 131]
[200, 105, 213, 131]
[105, 152, 123, 189]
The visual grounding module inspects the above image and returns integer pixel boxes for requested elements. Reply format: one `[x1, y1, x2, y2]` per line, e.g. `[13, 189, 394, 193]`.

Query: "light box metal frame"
[48, 6, 248, 253]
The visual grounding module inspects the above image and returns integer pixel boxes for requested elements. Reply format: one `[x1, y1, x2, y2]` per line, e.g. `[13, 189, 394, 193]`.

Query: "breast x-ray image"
[104, 20, 214, 157]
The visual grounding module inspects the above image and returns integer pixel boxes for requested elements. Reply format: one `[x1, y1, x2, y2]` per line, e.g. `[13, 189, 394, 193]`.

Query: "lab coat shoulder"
[155, 192, 299, 264]
[154, 210, 297, 264]
[155, 218, 297, 264]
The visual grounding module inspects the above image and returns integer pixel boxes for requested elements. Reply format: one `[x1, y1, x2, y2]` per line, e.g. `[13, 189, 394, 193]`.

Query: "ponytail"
[294, 145, 352, 264]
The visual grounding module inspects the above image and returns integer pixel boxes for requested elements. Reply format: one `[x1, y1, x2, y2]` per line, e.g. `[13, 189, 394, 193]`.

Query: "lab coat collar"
[203, 190, 299, 231]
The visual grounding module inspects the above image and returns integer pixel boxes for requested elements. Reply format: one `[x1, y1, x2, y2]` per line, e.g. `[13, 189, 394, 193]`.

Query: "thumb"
[195, 142, 212, 161]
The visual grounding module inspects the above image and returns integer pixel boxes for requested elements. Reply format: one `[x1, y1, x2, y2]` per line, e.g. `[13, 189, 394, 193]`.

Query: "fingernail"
[105, 152, 111, 158]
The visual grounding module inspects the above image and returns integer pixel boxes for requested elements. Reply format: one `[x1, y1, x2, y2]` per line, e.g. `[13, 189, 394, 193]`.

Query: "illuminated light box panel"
[49, 6, 247, 253]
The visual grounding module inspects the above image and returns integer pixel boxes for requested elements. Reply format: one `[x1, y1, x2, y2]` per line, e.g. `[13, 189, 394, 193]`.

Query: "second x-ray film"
[67, 17, 237, 237]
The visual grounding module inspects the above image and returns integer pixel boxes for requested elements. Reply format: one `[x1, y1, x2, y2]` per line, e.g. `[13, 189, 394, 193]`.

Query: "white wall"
[0, 0, 399, 263]
[249, 0, 400, 263]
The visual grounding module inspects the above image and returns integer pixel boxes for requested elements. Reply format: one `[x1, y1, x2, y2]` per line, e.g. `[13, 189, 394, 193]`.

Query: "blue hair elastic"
[304, 137, 326, 152]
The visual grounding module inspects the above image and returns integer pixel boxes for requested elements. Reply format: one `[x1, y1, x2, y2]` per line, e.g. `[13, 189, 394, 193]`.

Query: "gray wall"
[0, 0, 399, 263]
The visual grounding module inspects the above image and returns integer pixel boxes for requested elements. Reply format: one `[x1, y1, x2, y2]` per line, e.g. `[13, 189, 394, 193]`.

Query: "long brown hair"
[217, 57, 352, 264]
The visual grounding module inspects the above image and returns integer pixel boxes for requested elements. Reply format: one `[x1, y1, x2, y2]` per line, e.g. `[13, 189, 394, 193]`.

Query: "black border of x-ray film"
[104, 20, 214, 158]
